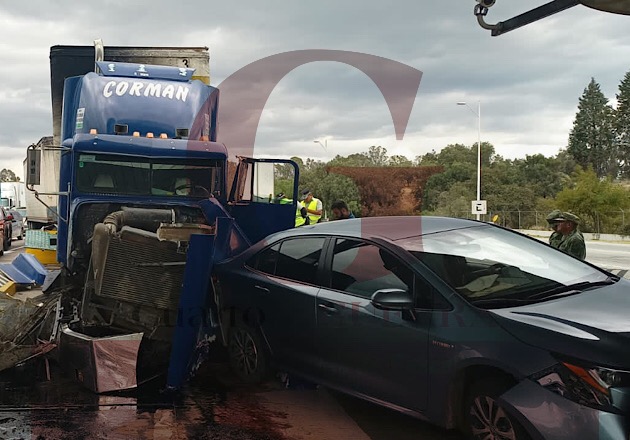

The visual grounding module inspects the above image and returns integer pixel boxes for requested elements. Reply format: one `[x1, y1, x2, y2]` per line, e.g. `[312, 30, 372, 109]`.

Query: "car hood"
[489, 279, 630, 368]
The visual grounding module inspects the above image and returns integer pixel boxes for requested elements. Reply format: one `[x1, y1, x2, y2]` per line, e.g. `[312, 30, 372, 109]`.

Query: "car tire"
[463, 378, 531, 440]
[2, 233, 8, 251]
[227, 318, 270, 384]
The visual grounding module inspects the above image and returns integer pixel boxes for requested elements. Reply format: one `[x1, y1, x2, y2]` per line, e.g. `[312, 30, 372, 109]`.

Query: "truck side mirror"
[26, 147, 41, 186]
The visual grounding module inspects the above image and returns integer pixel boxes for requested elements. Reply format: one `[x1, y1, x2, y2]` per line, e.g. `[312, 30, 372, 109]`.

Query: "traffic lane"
[530, 235, 630, 270]
[585, 240, 630, 269]
[0, 238, 24, 262]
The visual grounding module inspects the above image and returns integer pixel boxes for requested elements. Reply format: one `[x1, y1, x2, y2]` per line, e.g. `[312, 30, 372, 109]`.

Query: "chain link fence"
[453, 210, 630, 236]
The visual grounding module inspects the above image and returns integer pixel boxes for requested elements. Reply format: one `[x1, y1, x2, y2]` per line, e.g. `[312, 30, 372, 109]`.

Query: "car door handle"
[318, 303, 337, 314]
[255, 285, 269, 293]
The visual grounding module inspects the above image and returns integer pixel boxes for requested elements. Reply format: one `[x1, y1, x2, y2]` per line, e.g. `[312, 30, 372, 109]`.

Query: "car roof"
[266, 216, 485, 242]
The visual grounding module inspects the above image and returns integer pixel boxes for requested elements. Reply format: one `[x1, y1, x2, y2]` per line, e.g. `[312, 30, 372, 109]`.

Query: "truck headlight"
[534, 362, 630, 410]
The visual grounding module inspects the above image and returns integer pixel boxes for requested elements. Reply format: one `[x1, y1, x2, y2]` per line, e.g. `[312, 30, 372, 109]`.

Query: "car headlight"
[534, 362, 630, 411]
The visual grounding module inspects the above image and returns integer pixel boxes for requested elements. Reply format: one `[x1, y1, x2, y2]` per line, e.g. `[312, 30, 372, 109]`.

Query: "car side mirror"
[6, 215, 13, 221]
[371, 288, 414, 311]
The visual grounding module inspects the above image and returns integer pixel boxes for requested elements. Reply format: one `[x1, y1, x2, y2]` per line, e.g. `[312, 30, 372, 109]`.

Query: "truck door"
[228, 157, 299, 244]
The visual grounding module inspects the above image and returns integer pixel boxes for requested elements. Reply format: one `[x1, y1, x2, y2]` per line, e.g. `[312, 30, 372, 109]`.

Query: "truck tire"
[463, 377, 531, 440]
[227, 319, 270, 384]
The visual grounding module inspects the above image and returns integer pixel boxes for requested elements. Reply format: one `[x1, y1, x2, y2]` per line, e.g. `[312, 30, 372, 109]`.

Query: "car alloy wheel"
[469, 394, 517, 440]
[228, 321, 269, 384]
[464, 378, 530, 440]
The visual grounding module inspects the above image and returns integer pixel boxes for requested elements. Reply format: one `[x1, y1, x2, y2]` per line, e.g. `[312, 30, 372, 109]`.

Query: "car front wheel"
[228, 319, 269, 384]
[464, 378, 531, 440]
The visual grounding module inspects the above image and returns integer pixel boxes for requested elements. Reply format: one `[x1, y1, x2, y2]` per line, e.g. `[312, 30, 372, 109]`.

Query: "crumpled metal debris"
[0, 292, 60, 372]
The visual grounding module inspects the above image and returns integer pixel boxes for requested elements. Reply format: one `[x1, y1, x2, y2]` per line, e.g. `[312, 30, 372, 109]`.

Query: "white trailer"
[0, 181, 26, 209]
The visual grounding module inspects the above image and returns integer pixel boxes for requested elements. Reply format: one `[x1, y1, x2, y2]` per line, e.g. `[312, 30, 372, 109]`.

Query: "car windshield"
[396, 225, 611, 306]
[76, 153, 223, 197]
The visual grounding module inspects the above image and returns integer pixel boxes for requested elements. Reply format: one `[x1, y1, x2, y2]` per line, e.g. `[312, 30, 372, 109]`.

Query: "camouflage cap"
[560, 212, 580, 224]
[546, 209, 563, 223]
[550, 211, 581, 224]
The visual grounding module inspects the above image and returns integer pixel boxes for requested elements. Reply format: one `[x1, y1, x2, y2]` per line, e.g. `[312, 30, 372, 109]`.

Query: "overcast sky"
[1, 1, 630, 179]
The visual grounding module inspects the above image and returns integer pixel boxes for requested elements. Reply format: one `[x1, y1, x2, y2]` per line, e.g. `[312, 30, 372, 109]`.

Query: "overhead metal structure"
[475, 0, 630, 36]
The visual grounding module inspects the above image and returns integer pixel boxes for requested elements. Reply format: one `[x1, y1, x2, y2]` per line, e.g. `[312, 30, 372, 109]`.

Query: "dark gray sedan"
[212, 216, 630, 440]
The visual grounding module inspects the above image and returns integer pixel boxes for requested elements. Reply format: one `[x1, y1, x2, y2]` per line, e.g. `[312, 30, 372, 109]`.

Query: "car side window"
[248, 238, 326, 285]
[249, 243, 280, 274]
[330, 239, 412, 299]
[275, 237, 326, 284]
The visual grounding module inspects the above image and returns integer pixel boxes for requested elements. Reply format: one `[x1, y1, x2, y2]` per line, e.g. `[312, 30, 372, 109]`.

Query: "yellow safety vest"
[306, 198, 321, 224]
[295, 201, 308, 227]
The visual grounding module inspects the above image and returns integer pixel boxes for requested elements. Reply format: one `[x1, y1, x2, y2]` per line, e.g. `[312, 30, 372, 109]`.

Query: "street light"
[314, 140, 328, 151]
[457, 100, 482, 220]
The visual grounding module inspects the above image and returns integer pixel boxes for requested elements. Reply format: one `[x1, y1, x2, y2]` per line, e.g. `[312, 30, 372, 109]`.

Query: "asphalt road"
[585, 240, 630, 270]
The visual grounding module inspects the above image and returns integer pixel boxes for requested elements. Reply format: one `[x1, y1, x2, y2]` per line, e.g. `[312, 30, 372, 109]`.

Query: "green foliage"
[0, 169, 18, 182]
[616, 70, 630, 177]
[567, 78, 616, 178]
[293, 157, 362, 217]
[555, 167, 630, 232]
[389, 155, 413, 167]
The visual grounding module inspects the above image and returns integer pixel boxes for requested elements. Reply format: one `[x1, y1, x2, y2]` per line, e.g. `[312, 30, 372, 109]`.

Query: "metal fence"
[453, 210, 630, 236]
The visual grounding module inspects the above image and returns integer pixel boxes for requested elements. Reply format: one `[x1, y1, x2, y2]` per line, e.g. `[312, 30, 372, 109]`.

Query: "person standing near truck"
[300, 189, 323, 224]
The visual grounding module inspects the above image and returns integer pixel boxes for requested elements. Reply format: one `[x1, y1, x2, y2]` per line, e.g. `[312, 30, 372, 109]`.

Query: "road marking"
[5, 245, 25, 254]
[607, 269, 630, 279]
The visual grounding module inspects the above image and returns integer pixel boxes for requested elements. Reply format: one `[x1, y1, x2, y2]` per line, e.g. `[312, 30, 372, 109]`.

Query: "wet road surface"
[0, 357, 463, 440]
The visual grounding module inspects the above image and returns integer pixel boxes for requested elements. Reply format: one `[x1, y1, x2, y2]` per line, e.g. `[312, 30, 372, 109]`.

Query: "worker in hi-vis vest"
[276, 192, 309, 227]
[300, 189, 323, 224]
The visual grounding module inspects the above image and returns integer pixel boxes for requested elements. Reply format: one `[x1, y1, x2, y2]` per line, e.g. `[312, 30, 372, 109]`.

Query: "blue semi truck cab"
[18, 43, 299, 392]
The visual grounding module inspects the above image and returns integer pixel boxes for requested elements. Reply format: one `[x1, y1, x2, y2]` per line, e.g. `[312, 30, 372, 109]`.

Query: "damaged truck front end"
[2, 43, 299, 393]
[60, 199, 244, 393]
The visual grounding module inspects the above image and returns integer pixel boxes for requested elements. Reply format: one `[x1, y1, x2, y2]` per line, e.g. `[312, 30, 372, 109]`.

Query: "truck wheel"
[228, 319, 270, 384]
[463, 378, 531, 440]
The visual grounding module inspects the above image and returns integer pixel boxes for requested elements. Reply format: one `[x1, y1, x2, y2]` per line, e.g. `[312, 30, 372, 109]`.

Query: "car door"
[239, 236, 326, 374]
[316, 237, 431, 411]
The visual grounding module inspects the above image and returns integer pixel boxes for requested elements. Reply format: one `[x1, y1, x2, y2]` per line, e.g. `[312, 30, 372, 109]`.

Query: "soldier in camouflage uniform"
[552, 212, 586, 260]
[546, 209, 563, 248]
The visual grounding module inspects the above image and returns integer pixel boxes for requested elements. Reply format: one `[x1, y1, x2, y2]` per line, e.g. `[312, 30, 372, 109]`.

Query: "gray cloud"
[1, 1, 630, 177]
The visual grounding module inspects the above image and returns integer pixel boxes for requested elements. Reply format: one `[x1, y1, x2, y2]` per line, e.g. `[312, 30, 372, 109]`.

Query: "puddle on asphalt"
[0, 359, 292, 440]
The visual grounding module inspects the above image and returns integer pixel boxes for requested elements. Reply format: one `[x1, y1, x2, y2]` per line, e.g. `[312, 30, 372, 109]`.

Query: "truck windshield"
[76, 154, 222, 197]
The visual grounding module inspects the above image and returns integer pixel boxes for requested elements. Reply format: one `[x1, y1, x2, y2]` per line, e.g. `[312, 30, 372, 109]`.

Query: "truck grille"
[97, 227, 186, 310]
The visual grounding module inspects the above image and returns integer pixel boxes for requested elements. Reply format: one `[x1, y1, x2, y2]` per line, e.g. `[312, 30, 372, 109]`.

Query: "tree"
[0, 169, 18, 182]
[367, 146, 389, 166]
[615, 70, 630, 177]
[567, 78, 616, 178]
[555, 167, 630, 232]
[388, 155, 413, 167]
